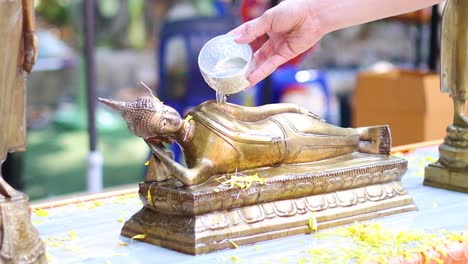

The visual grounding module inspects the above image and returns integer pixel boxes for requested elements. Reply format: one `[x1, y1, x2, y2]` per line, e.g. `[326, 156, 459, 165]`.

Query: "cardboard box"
[352, 69, 453, 146]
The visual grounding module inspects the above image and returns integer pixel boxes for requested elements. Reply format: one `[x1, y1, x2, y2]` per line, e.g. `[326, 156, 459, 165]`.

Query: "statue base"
[424, 162, 468, 193]
[122, 191, 415, 255]
[0, 193, 47, 263]
[121, 153, 417, 254]
[424, 140, 468, 193]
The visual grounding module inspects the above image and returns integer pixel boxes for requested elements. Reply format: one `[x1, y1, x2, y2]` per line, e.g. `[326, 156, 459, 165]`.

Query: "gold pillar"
[424, 0, 468, 192]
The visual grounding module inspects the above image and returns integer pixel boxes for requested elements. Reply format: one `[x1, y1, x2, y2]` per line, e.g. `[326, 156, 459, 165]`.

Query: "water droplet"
[216, 89, 227, 104]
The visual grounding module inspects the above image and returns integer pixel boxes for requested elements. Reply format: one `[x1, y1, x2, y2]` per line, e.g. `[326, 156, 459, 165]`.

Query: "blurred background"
[2, 0, 448, 201]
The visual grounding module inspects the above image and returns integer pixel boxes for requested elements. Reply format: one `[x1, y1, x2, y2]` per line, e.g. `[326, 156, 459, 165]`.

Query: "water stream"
[212, 57, 248, 104]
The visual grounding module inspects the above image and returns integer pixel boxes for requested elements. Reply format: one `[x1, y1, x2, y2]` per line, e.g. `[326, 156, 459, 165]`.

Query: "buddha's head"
[98, 96, 183, 142]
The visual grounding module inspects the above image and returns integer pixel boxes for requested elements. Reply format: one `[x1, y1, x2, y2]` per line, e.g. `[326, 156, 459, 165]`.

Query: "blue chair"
[156, 16, 256, 162]
[270, 65, 332, 122]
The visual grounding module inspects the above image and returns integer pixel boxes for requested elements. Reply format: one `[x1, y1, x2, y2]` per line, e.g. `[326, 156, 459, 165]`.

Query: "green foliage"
[24, 128, 147, 200]
[127, 0, 146, 49]
[35, 0, 71, 26]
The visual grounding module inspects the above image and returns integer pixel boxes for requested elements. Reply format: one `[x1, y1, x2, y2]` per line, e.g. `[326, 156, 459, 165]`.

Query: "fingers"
[231, 15, 271, 44]
[248, 52, 290, 87]
[252, 39, 275, 67]
[247, 38, 296, 86]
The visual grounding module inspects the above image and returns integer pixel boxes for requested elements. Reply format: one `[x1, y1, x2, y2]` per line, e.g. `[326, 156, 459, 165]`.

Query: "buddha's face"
[148, 103, 183, 136]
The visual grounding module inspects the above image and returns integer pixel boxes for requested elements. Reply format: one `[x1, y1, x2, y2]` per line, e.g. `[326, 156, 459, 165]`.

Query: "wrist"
[302, 0, 334, 36]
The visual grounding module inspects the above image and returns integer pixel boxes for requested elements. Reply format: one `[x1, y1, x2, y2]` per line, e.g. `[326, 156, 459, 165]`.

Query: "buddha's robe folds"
[0, 0, 26, 162]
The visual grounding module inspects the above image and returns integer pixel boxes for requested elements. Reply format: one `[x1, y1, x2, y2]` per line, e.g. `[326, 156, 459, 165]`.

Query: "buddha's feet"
[445, 125, 468, 147]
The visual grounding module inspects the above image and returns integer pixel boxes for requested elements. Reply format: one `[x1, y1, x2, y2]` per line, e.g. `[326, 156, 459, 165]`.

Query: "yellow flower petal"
[230, 255, 241, 262]
[309, 212, 318, 231]
[131, 233, 148, 241]
[46, 252, 55, 262]
[33, 208, 49, 217]
[63, 246, 81, 252]
[229, 240, 239, 248]
[215, 173, 268, 191]
[68, 230, 78, 240]
[147, 188, 153, 206]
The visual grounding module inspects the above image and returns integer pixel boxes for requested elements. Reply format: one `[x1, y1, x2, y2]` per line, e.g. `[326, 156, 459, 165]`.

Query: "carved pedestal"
[0, 193, 46, 264]
[121, 153, 416, 254]
[425, 162, 468, 192]
[425, 125, 468, 192]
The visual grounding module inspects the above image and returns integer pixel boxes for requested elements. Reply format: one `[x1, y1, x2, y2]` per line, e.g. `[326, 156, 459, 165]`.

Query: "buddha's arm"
[146, 141, 214, 186]
[22, 0, 37, 73]
[220, 102, 322, 122]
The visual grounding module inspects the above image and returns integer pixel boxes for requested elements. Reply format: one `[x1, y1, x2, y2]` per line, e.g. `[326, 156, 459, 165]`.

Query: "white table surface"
[33, 146, 468, 264]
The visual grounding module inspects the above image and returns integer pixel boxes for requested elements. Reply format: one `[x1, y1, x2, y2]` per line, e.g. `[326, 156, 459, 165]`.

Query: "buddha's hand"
[230, 0, 324, 87]
[298, 107, 323, 121]
[22, 31, 38, 73]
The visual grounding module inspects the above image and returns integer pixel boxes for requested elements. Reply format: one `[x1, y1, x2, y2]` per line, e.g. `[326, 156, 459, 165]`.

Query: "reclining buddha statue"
[100, 96, 390, 186]
[100, 95, 415, 255]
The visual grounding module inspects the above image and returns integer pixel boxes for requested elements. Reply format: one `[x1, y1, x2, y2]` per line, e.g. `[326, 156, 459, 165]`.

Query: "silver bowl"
[198, 34, 253, 95]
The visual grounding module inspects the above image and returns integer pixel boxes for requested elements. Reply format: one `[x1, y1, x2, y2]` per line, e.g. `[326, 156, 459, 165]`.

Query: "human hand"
[22, 31, 38, 73]
[231, 0, 324, 87]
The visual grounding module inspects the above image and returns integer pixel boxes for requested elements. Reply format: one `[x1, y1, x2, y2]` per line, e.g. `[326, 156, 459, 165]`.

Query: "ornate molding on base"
[141, 154, 408, 216]
[121, 181, 416, 255]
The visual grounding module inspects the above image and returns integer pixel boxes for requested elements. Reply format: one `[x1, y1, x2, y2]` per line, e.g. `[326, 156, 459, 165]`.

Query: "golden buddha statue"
[100, 95, 415, 254]
[0, 0, 45, 263]
[100, 96, 391, 186]
[425, 0, 468, 192]
[440, 0, 468, 129]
